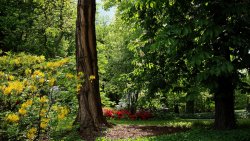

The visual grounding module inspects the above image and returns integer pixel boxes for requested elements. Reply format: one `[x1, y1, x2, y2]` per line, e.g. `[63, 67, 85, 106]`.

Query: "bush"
[0, 52, 79, 140]
[102, 108, 153, 120]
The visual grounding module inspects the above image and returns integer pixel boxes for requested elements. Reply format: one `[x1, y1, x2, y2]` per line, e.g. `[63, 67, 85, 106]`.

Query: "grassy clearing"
[102, 128, 250, 141]
[52, 119, 250, 141]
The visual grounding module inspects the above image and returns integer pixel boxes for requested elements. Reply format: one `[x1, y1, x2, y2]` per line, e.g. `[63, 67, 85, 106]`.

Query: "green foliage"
[0, 0, 77, 58]
[0, 52, 78, 140]
[102, 0, 250, 124]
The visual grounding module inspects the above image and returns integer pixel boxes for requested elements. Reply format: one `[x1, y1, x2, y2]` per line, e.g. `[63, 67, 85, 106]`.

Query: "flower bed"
[103, 108, 153, 120]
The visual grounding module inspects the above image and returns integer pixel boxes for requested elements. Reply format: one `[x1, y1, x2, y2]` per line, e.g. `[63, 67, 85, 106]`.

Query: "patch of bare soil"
[102, 125, 189, 140]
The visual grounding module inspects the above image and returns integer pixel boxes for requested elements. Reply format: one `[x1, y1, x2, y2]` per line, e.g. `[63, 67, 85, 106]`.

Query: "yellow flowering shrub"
[0, 52, 78, 140]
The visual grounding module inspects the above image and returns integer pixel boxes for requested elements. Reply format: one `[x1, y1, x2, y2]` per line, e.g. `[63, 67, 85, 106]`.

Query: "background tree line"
[0, 0, 76, 58]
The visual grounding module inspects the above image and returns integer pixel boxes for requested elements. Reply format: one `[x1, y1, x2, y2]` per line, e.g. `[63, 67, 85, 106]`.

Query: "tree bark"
[186, 100, 194, 114]
[212, 0, 236, 130]
[214, 76, 236, 129]
[75, 0, 107, 138]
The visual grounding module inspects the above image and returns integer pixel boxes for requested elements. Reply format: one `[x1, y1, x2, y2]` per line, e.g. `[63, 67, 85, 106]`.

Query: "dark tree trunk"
[174, 104, 179, 114]
[212, 0, 236, 130]
[75, 0, 107, 139]
[186, 100, 194, 114]
[214, 76, 236, 129]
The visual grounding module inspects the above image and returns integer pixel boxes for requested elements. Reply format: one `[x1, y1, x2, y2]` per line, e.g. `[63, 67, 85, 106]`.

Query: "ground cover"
[51, 119, 250, 141]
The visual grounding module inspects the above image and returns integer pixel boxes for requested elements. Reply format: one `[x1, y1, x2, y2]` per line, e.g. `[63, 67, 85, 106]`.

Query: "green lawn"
[96, 119, 250, 141]
[106, 128, 250, 141]
[52, 119, 250, 141]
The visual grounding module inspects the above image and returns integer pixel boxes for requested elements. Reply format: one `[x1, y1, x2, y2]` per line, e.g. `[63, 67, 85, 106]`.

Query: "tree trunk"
[212, 0, 236, 130]
[186, 100, 194, 114]
[75, 0, 107, 138]
[214, 75, 236, 129]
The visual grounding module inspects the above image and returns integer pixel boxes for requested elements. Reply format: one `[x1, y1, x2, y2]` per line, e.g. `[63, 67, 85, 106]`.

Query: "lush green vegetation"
[1, 0, 250, 140]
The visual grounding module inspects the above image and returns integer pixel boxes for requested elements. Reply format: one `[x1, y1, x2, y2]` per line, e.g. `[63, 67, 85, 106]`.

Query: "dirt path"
[102, 125, 189, 140]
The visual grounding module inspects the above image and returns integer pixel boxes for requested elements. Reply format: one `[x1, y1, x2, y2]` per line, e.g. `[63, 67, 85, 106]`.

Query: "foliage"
[102, 108, 153, 120]
[0, 0, 77, 58]
[0, 52, 79, 140]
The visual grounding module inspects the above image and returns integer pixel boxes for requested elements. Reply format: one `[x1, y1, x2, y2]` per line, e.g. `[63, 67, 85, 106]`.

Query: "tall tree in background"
[75, 0, 107, 138]
[104, 0, 250, 129]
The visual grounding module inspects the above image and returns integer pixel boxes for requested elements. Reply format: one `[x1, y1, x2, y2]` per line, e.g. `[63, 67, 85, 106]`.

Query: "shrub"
[0, 52, 79, 140]
[102, 108, 153, 120]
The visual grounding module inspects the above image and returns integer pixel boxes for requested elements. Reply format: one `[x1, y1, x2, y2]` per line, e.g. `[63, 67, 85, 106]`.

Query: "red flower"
[136, 111, 153, 120]
[103, 108, 115, 118]
[129, 114, 137, 120]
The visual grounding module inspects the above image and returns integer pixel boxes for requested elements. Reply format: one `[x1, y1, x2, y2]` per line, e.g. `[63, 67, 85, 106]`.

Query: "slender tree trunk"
[75, 0, 107, 138]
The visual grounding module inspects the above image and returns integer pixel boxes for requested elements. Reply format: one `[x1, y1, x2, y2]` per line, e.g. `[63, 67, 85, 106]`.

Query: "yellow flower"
[39, 96, 48, 103]
[27, 127, 37, 140]
[39, 56, 45, 62]
[48, 78, 55, 86]
[77, 72, 84, 80]
[58, 114, 65, 119]
[41, 118, 50, 123]
[2, 86, 12, 95]
[8, 75, 15, 80]
[52, 105, 58, 111]
[32, 70, 45, 78]
[21, 99, 33, 108]
[57, 106, 69, 120]
[89, 75, 96, 80]
[47, 58, 69, 68]
[40, 118, 49, 129]
[30, 85, 37, 92]
[26, 99, 33, 106]
[4, 81, 24, 94]
[6, 113, 19, 122]
[39, 78, 45, 83]
[66, 73, 74, 79]
[25, 68, 32, 75]
[14, 58, 20, 65]
[77, 84, 82, 93]
[40, 109, 47, 117]
[23, 79, 29, 86]
[18, 108, 27, 115]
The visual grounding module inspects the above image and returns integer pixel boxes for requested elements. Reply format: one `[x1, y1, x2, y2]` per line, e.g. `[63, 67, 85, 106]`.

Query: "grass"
[108, 128, 250, 141]
[108, 118, 215, 128]
[52, 119, 250, 141]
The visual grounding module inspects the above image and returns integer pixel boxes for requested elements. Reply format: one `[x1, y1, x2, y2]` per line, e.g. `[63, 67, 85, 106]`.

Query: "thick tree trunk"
[212, 0, 236, 130]
[214, 76, 236, 129]
[75, 0, 107, 138]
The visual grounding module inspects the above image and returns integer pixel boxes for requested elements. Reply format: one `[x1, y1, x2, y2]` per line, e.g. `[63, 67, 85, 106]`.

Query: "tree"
[0, 0, 76, 58]
[105, 0, 250, 129]
[75, 0, 107, 138]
